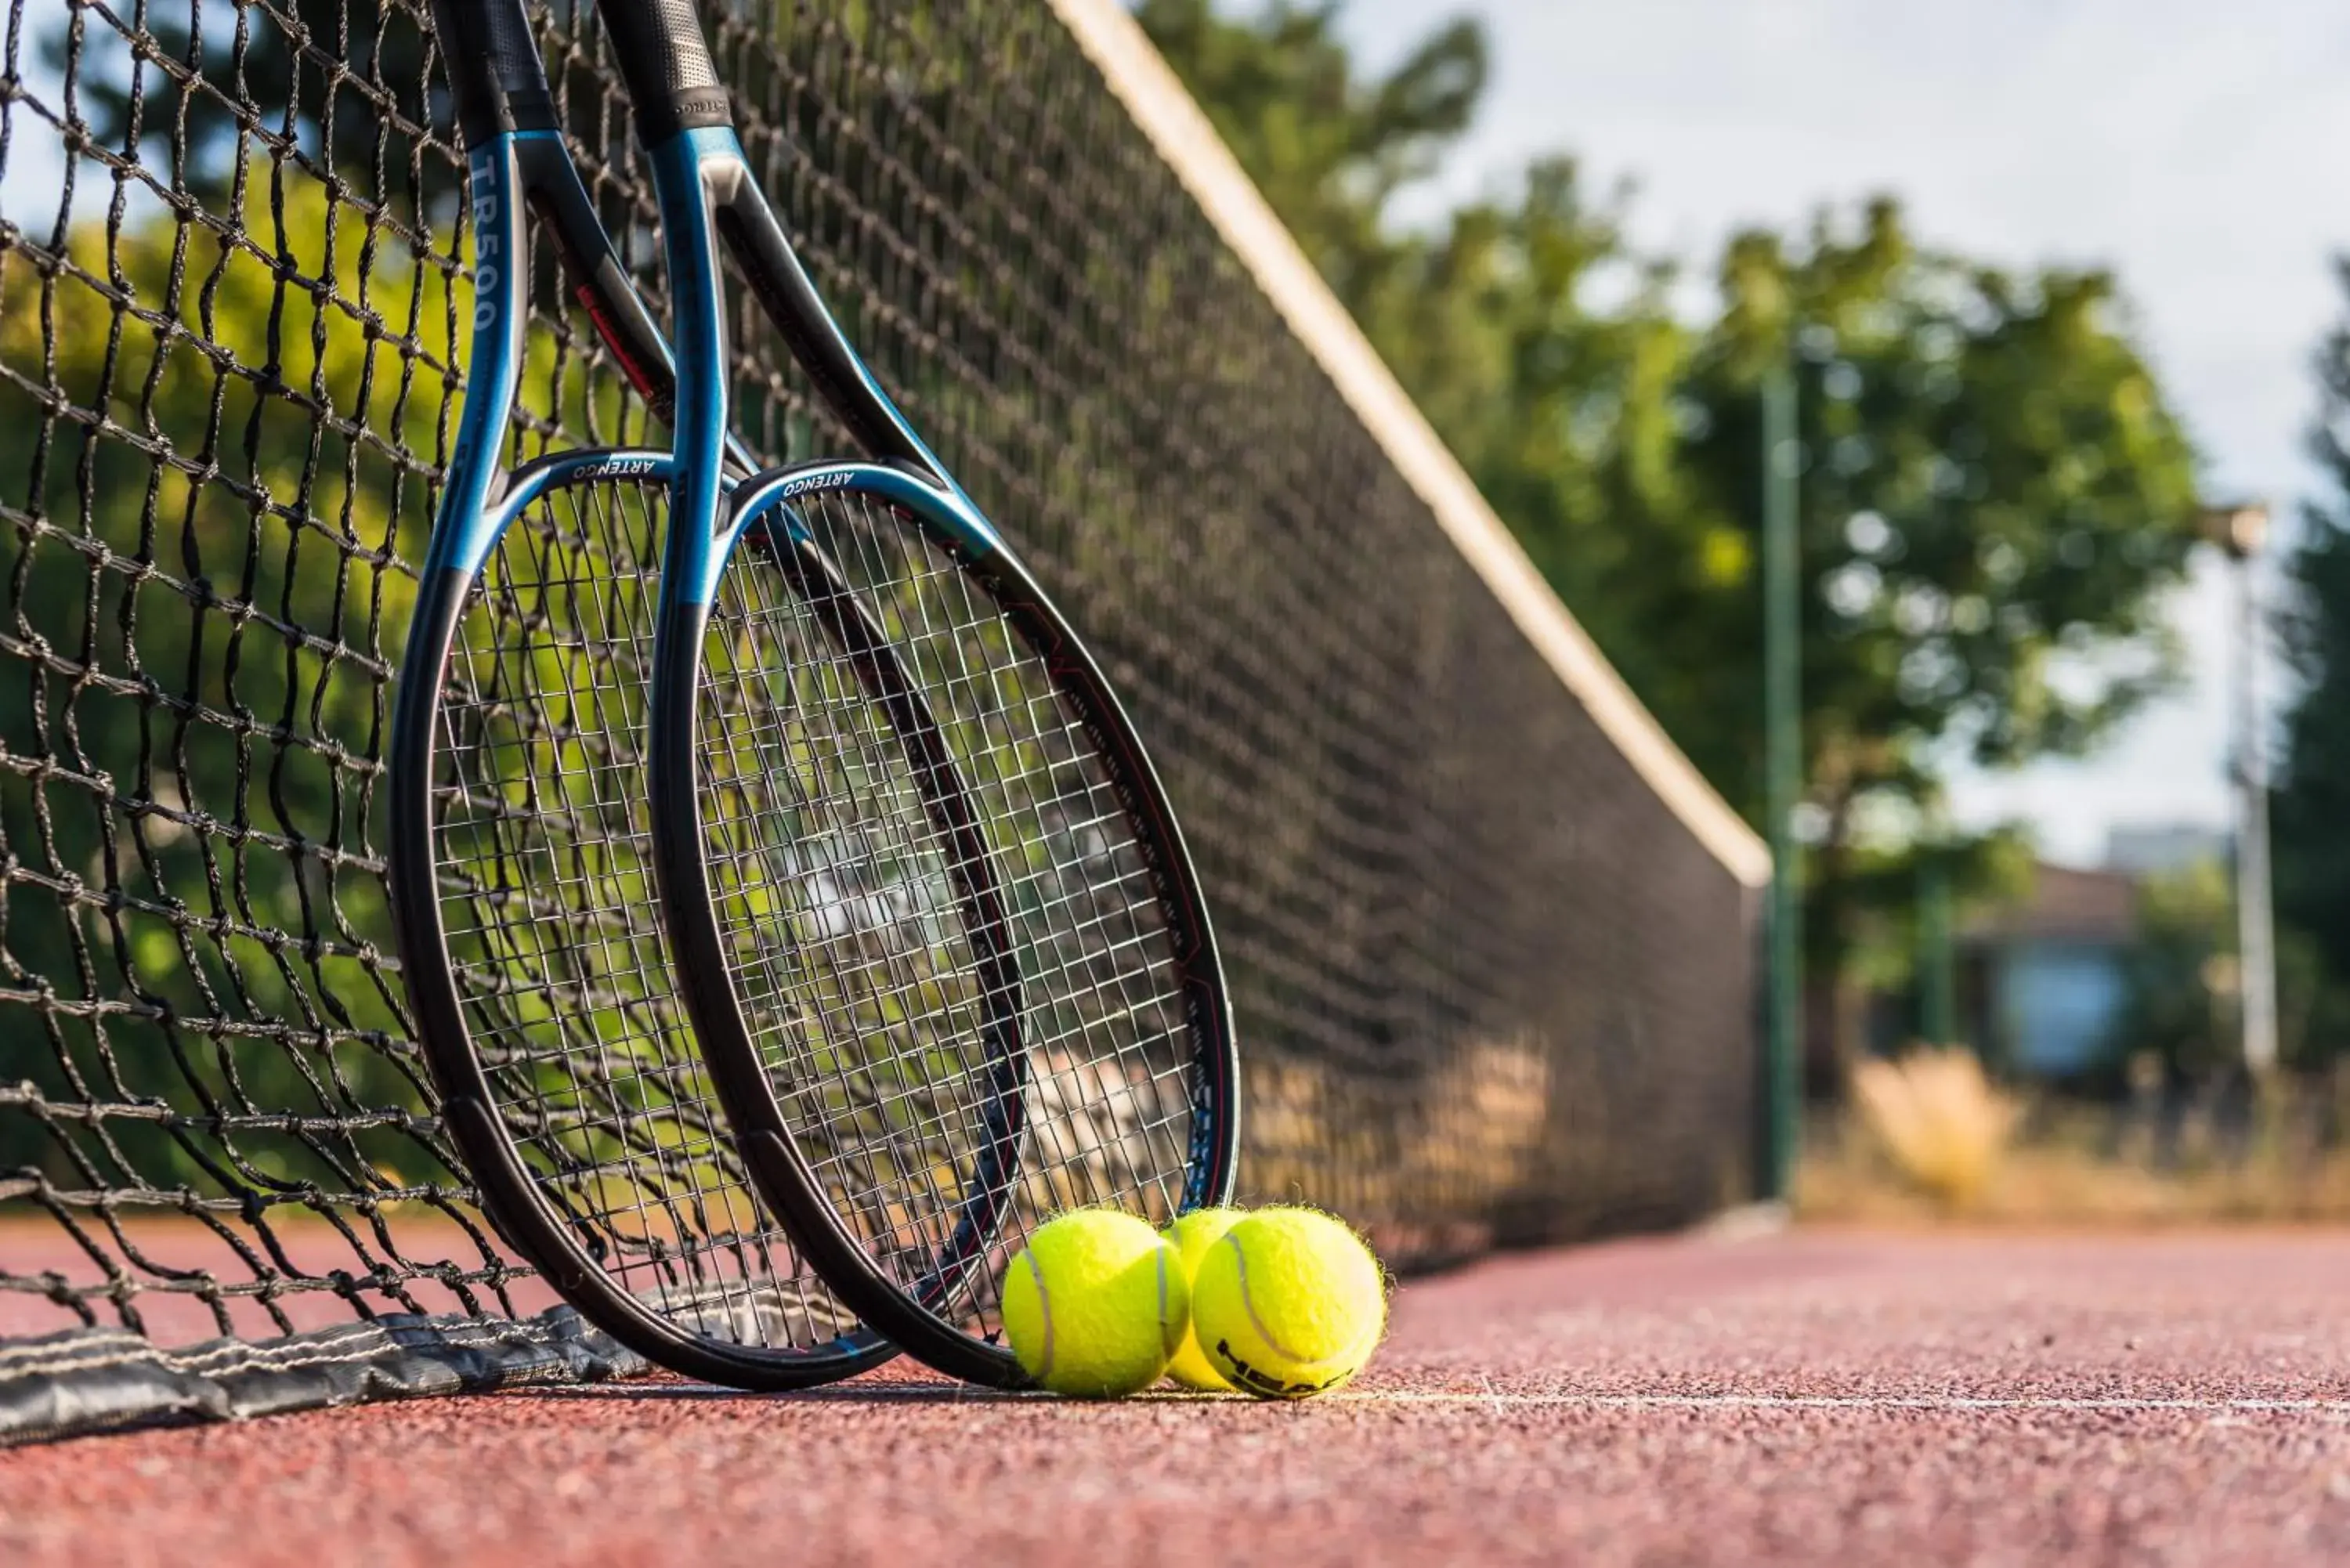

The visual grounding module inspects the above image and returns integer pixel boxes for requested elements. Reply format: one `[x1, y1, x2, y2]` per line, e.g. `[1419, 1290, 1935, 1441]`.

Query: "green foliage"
[2272, 259, 2350, 1057]
[1142, 2, 2202, 1056]
[1841, 825, 2036, 999]
[1133, 0, 1486, 301]
[1679, 208, 2199, 1010]
[1677, 205, 2200, 812]
[2118, 853, 2332, 1080]
[2121, 858, 2238, 1082]
[22, 0, 2216, 1143]
[0, 173, 442, 1196]
[45, 0, 443, 206]
[0, 164, 630, 1200]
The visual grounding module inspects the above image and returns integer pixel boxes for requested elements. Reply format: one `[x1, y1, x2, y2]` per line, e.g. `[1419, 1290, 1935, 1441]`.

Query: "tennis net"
[0, 0, 1765, 1442]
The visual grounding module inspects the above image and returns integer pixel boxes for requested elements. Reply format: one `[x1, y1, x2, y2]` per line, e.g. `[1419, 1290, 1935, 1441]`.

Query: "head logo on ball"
[1189, 1208, 1389, 1400]
[1209, 1337, 1373, 1400]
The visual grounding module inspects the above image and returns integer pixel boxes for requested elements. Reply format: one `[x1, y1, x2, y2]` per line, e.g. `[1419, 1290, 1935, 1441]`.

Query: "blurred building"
[2105, 823, 2229, 878]
[1960, 863, 2138, 1078]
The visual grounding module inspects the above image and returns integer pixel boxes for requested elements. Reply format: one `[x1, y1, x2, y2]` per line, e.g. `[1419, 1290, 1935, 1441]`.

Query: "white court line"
[1330, 1392, 2350, 1414]
[523, 1385, 2350, 1415]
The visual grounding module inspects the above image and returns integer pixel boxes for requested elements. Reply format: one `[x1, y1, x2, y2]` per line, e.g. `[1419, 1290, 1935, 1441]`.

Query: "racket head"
[649, 461, 1241, 1386]
[389, 449, 895, 1388]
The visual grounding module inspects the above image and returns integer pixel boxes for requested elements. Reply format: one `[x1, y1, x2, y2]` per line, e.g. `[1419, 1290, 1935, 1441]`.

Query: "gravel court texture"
[6, 1230, 2350, 1567]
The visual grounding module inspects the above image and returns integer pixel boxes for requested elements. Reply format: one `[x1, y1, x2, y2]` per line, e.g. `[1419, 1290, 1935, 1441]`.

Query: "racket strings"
[700, 550, 1005, 1288]
[429, 474, 855, 1349]
[696, 489, 1198, 1344]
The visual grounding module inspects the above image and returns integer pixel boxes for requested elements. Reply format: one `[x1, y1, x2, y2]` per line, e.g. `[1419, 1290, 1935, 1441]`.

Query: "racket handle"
[595, 0, 735, 143]
[433, 0, 559, 144]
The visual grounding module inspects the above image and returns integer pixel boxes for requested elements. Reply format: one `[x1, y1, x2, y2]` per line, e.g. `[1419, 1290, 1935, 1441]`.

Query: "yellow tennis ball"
[1000, 1209, 1186, 1398]
[1160, 1208, 1246, 1390]
[1190, 1207, 1386, 1400]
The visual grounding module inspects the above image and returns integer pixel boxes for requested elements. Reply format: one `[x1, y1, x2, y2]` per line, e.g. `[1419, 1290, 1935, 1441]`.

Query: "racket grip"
[432, 0, 559, 143]
[595, 0, 735, 143]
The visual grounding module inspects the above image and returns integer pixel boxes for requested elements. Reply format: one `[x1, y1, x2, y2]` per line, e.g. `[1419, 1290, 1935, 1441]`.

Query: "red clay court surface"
[6, 1229, 2350, 1566]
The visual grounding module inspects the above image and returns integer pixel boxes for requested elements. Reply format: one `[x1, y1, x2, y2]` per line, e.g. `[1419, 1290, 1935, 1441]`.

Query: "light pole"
[1761, 357, 1802, 1198]
[2200, 502, 2276, 1077]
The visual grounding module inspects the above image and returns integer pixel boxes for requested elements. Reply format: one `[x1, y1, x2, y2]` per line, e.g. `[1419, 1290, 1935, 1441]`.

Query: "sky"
[1338, 0, 2350, 867]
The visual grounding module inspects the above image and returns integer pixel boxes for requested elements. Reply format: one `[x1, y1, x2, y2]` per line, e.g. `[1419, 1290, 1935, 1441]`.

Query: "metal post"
[2235, 551, 2278, 1076]
[1761, 358, 1802, 1199]
[1919, 851, 1955, 1046]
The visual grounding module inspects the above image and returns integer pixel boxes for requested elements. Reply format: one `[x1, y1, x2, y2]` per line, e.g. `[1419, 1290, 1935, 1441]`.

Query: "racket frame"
[388, 5, 897, 1389]
[609, 14, 1244, 1385]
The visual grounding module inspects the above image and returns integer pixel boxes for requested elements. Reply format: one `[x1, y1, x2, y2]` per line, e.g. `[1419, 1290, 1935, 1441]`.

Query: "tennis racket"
[599, 0, 1242, 1387]
[387, 0, 892, 1389]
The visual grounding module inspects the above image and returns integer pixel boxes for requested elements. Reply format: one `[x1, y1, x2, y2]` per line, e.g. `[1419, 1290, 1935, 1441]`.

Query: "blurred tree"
[0, 165, 640, 1194]
[2272, 258, 2350, 1060]
[0, 178, 444, 1192]
[1132, 0, 1486, 302]
[1133, 0, 1685, 624]
[2120, 856, 2327, 1082]
[1144, 5, 2202, 1076]
[2121, 858, 2239, 1086]
[46, 0, 2211, 1094]
[42, 0, 441, 205]
[1672, 205, 2200, 1070]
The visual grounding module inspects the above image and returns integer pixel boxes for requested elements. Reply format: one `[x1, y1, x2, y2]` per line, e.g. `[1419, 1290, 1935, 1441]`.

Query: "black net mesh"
[429, 471, 860, 1357]
[0, 0, 1756, 1436]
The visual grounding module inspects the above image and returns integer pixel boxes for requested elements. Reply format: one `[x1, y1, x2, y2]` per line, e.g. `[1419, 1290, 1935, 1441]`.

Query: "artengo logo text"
[572, 456, 661, 479]
[778, 472, 855, 498]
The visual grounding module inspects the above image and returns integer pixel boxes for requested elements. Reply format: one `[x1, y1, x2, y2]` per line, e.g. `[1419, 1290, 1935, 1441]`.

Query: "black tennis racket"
[386, 0, 891, 1389]
[598, 0, 1244, 1386]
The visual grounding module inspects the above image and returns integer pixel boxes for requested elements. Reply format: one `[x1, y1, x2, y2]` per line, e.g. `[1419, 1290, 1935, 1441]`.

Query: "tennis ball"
[1190, 1206, 1386, 1400]
[1000, 1209, 1185, 1398]
[1160, 1208, 1246, 1390]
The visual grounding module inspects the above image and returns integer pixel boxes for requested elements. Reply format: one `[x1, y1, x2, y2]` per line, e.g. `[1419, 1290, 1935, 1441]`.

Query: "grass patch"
[1799, 1051, 2350, 1227]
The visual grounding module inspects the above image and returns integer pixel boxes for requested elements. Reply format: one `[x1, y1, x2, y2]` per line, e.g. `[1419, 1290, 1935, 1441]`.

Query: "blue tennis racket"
[388, 0, 895, 1389]
[597, 0, 1242, 1387]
